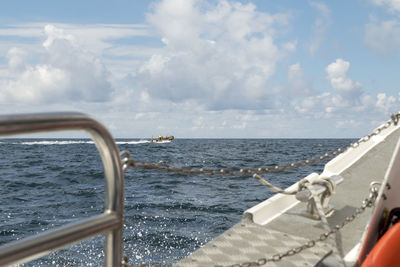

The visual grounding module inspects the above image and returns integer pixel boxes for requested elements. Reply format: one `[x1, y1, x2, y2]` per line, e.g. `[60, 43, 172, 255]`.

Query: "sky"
[0, 0, 399, 138]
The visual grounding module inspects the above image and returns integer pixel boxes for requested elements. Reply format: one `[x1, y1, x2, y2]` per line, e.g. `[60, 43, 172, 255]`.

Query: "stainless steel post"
[0, 112, 124, 267]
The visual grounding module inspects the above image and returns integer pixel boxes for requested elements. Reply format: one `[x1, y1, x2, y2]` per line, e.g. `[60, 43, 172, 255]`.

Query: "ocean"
[0, 138, 354, 266]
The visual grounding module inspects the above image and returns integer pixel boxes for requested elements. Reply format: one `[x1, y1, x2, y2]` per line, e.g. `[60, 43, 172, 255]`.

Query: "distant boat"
[149, 135, 174, 143]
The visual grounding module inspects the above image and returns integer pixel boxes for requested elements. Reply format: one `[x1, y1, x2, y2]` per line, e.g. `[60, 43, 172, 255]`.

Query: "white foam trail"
[115, 140, 150, 145]
[16, 140, 95, 145]
[7, 139, 172, 145]
[116, 140, 171, 144]
[153, 140, 171, 144]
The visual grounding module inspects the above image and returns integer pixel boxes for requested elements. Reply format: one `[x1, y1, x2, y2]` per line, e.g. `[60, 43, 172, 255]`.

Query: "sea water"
[0, 138, 353, 266]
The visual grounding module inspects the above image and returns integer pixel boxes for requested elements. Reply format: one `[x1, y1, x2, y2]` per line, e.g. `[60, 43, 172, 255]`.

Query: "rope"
[305, 183, 345, 266]
[253, 173, 299, 195]
[253, 173, 336, 197]
[254, 172, 345, 265]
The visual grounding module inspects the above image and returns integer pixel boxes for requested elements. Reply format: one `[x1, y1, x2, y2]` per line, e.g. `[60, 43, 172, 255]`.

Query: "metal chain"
[219, 182, 380, 267]
[121, 255, 130, 267]
[121, 112, 400, 177]
[350, 112, 400, 148]
[121, 149, 343, 176]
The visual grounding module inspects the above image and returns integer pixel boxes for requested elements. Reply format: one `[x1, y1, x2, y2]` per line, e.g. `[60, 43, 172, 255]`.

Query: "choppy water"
[0, 138, 353, 266]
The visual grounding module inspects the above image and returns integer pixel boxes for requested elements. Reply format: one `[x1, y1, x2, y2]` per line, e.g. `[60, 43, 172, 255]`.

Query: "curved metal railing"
[0, 112, 124, 267]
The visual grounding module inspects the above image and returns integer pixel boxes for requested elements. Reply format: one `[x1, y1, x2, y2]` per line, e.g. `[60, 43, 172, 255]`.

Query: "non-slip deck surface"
[176, 219, 332, 266]
[176, 128, 400, 266]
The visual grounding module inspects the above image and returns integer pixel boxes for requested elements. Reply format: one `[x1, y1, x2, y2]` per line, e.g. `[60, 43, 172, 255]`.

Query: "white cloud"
[307, 2, 331, 54]
[292, 92, 334, 117]
[287, 57, 399, 135]
[364, 17, 400, 56]
[325, 58, 362, 104]
[136, 0, 293, 110]
[287, 63, 313, 96]
[6, 47, 28, 73]
[0, 2, 397, 139]
[365, 0, 400, 56]
[289, 89, 399, 137]
[43, 25, 77, 48]
[0, 24, 113, 104]
[376, 92, 400, 113]
[0, 23, 154, 79]
[147, 0, 203, 49]
[289, 59, 376, 120]
[371, 0, 400, 14]
[0, 23, 151, 53]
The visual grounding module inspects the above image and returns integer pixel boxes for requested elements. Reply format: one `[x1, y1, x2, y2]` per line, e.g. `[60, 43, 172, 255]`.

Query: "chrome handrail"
[0, 112, 124, 267]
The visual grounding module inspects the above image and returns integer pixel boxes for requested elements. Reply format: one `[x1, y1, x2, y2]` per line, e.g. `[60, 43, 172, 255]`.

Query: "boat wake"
[1, 139, 173, 145]
[117, 140, 172, 144]
[14, 140, 95, 145]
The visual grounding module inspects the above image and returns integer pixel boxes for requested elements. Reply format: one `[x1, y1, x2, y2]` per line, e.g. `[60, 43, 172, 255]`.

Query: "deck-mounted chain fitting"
[296, 174, 344, 220]
[391, 112, 400, 126]
[121, 255, 131, 267]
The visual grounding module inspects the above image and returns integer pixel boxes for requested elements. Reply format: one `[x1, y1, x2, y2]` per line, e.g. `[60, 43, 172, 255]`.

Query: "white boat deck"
[176, 123, 400, 266]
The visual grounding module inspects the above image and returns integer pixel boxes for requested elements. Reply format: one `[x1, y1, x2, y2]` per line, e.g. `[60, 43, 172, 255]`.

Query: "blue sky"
[0, 0, 399, 138]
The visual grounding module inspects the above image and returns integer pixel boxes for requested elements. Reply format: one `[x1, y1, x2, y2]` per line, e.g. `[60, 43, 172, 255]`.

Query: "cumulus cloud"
[136, 0, 293, 110]
[375, 92, 400, 113]
[307, 2, 331, 54]
[290, 58, 369, 119]
[0, 23, 151, 93]
[6, 47, 28, 73]
[289, 57, 400, 132]
[325, 58, 362, 104]
[0, 24, 113, 104]
[0, 2, 397, 138]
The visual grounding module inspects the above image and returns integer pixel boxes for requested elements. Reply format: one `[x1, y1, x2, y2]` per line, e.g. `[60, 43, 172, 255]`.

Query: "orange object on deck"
[362, 222, 400, 267]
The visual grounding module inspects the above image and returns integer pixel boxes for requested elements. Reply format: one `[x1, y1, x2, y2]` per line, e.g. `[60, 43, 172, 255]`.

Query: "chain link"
[121, 255, 130, 267]
[121, 149, 340, 177]
[121, 112, 400, 178]
[220, 182, 380, 267]
[350, 112, 400, 148]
